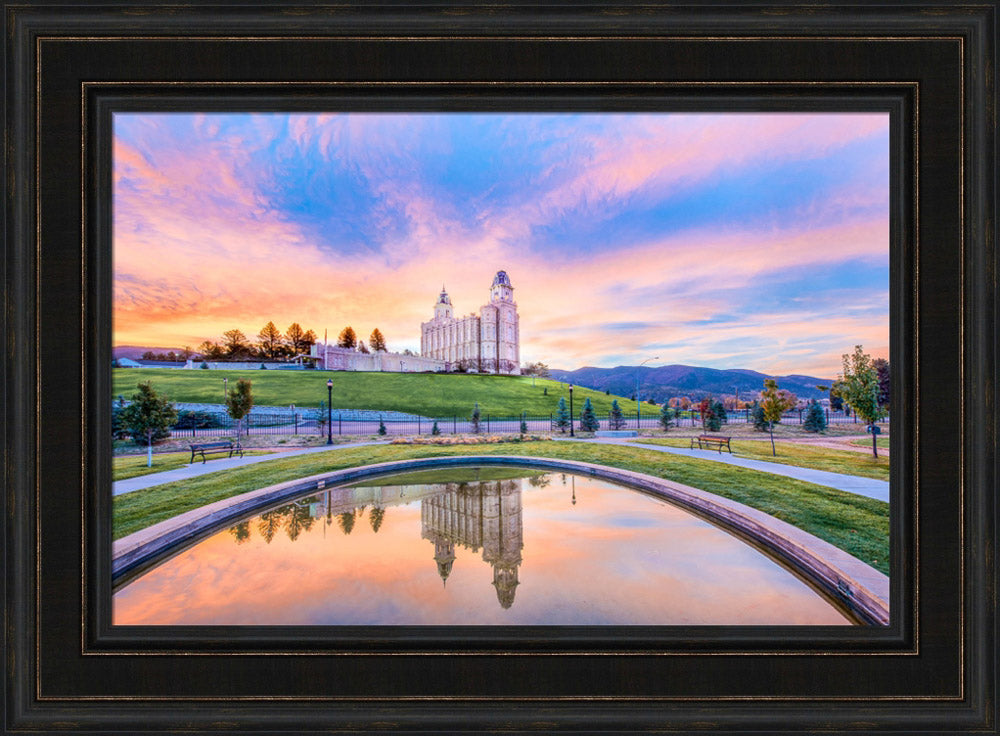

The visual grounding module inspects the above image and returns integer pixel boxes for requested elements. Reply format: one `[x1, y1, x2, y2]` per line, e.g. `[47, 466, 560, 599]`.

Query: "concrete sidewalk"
[112, 441, 390, 496]
[561, 437, 890, 502]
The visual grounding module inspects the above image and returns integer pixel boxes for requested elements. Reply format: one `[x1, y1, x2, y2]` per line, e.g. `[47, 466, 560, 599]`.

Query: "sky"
[113, 112, 889, 376]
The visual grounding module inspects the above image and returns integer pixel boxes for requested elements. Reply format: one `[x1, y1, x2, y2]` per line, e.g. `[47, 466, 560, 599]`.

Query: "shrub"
[173, 410, 224, 430]
[200, 361, 209, 370]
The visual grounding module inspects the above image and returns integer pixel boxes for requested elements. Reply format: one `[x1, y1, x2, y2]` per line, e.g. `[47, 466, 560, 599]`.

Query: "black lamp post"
[568, 383, 575, 437]
[326, 379, 333, 445]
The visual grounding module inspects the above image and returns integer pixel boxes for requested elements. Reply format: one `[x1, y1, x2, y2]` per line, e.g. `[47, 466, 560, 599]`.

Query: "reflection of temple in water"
[421, 480, 524, 609]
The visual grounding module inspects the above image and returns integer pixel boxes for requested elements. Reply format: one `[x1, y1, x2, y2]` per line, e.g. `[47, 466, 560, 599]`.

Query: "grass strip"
[113, 442, 889, 574]
[628, 438, 889, 481]
[113, 450, 268, 481]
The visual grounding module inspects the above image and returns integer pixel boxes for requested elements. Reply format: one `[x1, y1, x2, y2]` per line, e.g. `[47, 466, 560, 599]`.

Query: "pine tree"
[520, 412, 528, 434]
[659, 402, 674, 431]
[751, 401, 768, 431]
[431, 420, 440, 436]
[378, 417, 387, 435]
[337, 326, 357, 349]
[369, 328, 387, 352]
[579, 397, 599, 432]
[256, 321, 283, 359]
[609, 399, 626, 430]
[803, 400, 827, 433]
[713, 399, 727, 425]
[555, 397, 569, 433]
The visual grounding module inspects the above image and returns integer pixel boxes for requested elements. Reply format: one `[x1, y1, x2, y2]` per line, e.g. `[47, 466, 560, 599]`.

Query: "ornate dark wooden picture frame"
[4, 2, 996, 733]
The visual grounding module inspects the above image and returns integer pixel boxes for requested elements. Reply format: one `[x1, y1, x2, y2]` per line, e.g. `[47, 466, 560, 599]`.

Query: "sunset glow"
[114, 112, 889, 375]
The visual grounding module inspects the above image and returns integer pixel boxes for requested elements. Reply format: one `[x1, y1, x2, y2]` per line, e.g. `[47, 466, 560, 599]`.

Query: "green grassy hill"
[112, 368, 646, 417]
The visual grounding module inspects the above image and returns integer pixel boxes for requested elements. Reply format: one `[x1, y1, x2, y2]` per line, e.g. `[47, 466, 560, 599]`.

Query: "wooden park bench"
[690, 435, 732, 454]
[189, 440, 244, 464]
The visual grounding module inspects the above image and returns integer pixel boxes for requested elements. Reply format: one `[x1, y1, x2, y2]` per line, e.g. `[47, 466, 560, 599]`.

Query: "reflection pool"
[113, 467, 854, 625]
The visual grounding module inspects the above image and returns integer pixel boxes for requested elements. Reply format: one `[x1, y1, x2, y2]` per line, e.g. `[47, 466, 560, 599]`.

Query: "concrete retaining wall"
[112, 455, 889, 624]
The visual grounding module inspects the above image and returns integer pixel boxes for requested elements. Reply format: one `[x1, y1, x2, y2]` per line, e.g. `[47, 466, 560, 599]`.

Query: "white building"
[420, 271, 521, 375]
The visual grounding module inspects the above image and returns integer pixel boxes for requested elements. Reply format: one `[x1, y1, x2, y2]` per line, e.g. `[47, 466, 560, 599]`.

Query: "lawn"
[629, 438, 889, 481]
[113, 367, 640, 417]
[851, 437, 890, 450]
[113, 442, 889, 574]
[113, 450, 267, 481]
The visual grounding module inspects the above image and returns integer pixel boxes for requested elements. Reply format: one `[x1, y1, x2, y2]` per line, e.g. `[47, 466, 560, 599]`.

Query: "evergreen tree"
[336, 326, 357, 349]
[750, 401, 768, 431]
[703, 401, 722, 432]
[658, 402, 675, 431]
[111, 395, 128, 441]
[713, 399, 728, 425]
[256, 321, 283, 358]
[520, 412, 528, 434]
[225, 378, 254, 440]
[369, 328, 387, 352]
[579, 397, 599, 432]
[554, 396, 570, 433]
[803, 400, 827, 433]
[431, 420, 440, 436]
[119, 382, 178, 466]
[609, 399, 626, 430]
[378, 417, 387, 435]
[369, 507, 385, 533]
[337, 511, 356, 535]
[471, 403, 481, 433]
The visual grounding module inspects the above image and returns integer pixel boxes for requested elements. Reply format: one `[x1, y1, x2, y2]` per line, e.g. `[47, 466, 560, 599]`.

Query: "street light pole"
[636, 357, 659, 429]
[569, 384, 575, 437]
[326, 379, 333, 445]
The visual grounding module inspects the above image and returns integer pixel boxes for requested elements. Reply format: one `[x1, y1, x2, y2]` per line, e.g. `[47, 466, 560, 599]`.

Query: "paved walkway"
[112, 441, 390, 496]
[558, 437, 890, 503]
[114, 436, 888, 504]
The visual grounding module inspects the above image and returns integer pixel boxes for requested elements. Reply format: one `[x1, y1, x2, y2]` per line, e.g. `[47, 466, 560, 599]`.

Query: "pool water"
[113, 468, 853, 625]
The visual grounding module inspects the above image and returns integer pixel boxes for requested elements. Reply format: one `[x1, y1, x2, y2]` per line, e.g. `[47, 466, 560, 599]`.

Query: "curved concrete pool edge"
[112, 455, 889, 625]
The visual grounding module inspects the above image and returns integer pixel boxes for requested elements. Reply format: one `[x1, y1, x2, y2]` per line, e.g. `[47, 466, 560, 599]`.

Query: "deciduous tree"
[839, 345, 887, 457]
[119, 382, 178, 466]
[225, 378, 254, 440]
[222, 329, 250, 359]
[761, 379, 797, 456]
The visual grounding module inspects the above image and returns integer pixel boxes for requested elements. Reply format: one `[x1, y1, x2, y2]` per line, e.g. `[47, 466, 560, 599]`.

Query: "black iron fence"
[155, 407, 883, 439]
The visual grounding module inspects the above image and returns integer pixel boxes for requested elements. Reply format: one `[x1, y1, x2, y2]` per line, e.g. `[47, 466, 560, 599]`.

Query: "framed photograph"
[4, 2, 996, 733]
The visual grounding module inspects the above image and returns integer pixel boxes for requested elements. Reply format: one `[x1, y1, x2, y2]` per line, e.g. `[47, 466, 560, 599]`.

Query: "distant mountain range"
[547, 365, 834, 403]
[113, 345, 189, 360]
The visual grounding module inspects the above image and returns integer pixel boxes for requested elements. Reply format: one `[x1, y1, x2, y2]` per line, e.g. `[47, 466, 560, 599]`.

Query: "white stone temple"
[420, 270, 521, 374]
